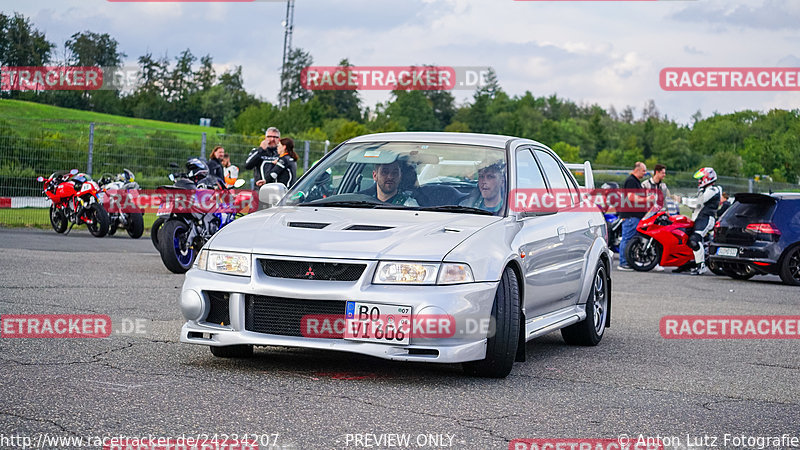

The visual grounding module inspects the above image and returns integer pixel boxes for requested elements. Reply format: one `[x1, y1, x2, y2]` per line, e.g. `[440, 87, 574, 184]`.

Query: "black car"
[709, 193, 800, 285]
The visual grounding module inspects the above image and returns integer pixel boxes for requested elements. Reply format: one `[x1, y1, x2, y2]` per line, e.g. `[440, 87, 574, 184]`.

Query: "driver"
[369, 161, 419, 206]
[459, 161, 505, 214]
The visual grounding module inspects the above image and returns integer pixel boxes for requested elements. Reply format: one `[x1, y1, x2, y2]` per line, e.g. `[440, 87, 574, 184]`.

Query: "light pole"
[280, 0, 295, 107]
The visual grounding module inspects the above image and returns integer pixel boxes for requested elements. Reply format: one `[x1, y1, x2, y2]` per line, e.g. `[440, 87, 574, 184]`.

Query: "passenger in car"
[365, 161, 419, 206]
[459, 161, 505, 214]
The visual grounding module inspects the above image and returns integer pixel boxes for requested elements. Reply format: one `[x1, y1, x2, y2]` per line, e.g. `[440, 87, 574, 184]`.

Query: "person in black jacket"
[266, 138, 298, 188]
[245, 127, 280, 186]
[206, 146, 226, 187]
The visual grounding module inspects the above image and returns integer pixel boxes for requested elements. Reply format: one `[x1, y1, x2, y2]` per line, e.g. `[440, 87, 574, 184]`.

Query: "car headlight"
[195, 249, 251, 276]
[438, 263, 474, 284]
[373, 262, 474, 285]
[374, 262, 439, 284]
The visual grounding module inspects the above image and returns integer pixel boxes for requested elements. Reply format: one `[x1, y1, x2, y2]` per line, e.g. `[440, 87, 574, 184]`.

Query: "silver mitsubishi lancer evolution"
[179, 132, 611, 377]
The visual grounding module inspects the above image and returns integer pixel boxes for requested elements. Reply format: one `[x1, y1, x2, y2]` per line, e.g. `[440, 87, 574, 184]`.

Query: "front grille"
[245, 295, 346, 338]
[205, 291, 230, 325]
[259, 259, 366, 281]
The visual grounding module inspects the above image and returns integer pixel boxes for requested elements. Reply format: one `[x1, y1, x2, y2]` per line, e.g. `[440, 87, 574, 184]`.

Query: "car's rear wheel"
[626, 234, 662, 272]
[561, 260, 609, 346]
[723, 264, 756, 280]
[462, 266, 520, 378]
[210, 345, 253, 358]
[779, 246, 800, 286]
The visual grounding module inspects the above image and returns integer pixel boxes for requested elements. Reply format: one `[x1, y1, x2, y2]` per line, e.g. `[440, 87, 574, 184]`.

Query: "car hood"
[209, 206, 502, 261]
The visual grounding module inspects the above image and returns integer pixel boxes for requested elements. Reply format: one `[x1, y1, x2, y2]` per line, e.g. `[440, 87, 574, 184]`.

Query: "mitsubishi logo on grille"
[304, 266, 316, 279]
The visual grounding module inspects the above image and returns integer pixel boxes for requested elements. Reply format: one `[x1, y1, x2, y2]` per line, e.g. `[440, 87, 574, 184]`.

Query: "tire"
[724, 264, 756, 281]
[779, 246, 800, 286]
[49, 205, 67, 233]
[561, 260, 609, 346]
[126, 212, 144, 239]
[626, 234, 662, 272]
[150, 217, 165, 249]
[86, 203, 110, 237]
[462, 267, 520, 378]
[108, 220, 118, 236]
[158, 219, 195, 274]
[210, 345, 254, 358]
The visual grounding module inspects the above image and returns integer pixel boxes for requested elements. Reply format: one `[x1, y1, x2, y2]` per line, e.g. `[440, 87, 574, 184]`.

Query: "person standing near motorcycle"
[640, 164, 673, 271]
[682, 167, 722, 275]
[207, 146, 226, 187]
[222, 154, 239, 188]
[246, 127, 280, 187]
[265, 138, 299, 188]
[618, 162, 648, 271]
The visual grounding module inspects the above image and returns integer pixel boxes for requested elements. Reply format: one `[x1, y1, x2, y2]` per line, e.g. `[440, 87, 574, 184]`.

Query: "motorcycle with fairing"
[98, 169, 145, 239]
[38, 169, 110, 237]
[155, 159, 247, 273]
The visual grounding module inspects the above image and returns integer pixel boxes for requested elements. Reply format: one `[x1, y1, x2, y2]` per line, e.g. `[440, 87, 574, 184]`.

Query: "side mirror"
[168, 174, 175, 182]
[258, 183, 287, 210]
[37, 176, 44, 182]
[233, 179, 246, 188]
[70, 169, 79, 175]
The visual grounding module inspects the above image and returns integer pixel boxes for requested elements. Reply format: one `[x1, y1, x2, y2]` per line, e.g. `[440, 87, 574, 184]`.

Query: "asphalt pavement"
[0, 227, 798, 450]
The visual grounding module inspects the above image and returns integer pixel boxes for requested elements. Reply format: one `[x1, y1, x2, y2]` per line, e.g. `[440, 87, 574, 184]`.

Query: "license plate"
[345, 301, 411, 345]
[716, 247, 738, 257]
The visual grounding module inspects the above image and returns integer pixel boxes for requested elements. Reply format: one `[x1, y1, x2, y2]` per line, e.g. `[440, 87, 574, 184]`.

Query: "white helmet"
[693, 167, 717, 188]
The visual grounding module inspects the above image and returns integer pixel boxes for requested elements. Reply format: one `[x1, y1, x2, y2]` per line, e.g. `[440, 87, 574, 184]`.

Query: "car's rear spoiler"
[733, 193, 778, 204]
[564, 161, 595, 190]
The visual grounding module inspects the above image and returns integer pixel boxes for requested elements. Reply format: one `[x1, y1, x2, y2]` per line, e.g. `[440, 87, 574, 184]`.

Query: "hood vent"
[288, 222, 330, 229]
[345, 224, 394, 231]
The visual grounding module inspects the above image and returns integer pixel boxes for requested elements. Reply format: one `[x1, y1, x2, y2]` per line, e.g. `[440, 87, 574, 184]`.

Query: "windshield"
[283, 141, 508, 215]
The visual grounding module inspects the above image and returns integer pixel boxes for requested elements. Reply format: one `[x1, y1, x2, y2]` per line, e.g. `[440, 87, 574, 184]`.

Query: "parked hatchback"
[709, 193, 800, 285]
[178, 132, 612, 377]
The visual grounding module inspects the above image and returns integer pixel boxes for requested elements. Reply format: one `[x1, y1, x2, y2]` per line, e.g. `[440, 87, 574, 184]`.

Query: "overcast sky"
[4, 0, 800, 124]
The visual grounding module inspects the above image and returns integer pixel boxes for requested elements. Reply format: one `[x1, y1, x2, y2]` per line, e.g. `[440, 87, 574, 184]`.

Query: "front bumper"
[179, 256, 499, 364]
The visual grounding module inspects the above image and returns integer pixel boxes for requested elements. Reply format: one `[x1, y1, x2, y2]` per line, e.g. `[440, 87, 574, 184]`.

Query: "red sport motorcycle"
[626, 209, 725, 274]
[38, 169, 110, 237]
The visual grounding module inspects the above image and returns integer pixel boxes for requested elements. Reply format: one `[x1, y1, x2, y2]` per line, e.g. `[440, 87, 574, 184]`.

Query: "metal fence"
[1, 116, 798, 228]
[0, 116, 331, 227]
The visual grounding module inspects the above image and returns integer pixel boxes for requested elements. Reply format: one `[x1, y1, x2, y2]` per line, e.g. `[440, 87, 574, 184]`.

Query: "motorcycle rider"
[245, 127, 280, 187]
[681, 167, 722, 275]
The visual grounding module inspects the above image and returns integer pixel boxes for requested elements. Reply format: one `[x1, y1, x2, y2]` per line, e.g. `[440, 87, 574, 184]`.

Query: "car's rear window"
[724, 200, 776, 226]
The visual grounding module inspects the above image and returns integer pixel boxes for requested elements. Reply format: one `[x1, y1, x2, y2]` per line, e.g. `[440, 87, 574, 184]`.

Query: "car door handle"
[557, 226, 566, 241]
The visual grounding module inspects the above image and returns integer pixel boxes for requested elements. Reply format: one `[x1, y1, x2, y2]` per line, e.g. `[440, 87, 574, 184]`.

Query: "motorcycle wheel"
[108, 220, 118, 236]
[158, 219, 195, 274]
[49, 205, 67, 234]
[626, 234, 662, 272]
[126, 213, 144, 239]
[150, 217, 165, 249]
[86, 203, 110, 237]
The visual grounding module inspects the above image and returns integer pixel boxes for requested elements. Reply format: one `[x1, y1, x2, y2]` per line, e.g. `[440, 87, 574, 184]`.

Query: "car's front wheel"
[210, 345, 253, 358]
[561, 260, 609, 346]
[462, 267, 520, 378]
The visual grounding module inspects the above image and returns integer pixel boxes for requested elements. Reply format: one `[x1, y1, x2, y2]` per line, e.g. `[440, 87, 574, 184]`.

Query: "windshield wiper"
[300, 200, 381, 208]
[417, 205, 495, 215]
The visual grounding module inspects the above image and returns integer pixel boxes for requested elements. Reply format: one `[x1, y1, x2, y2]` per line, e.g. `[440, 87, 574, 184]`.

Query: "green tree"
[312, 58, 362, 122]
[279, 48, 313, 106]
[385, 90, 438, 131]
